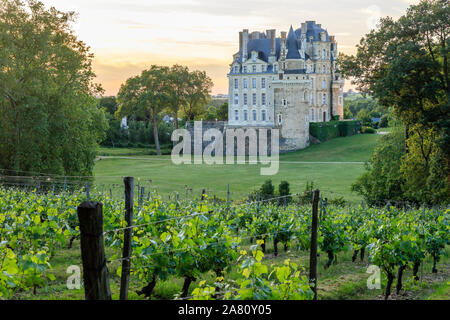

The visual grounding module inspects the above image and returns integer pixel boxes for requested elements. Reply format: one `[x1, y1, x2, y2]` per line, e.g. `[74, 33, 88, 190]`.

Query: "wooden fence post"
[77, 202, 111, 300]
[309, 189, 320, 300]
[120, 177, 134, 300]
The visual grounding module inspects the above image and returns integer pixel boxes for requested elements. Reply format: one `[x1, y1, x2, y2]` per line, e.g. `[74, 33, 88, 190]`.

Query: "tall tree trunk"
[152, 117, 161, 156]
[174, 110, 179, 129]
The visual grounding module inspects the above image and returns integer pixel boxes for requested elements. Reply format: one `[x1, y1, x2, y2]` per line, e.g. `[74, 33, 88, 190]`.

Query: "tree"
[182, 70, 213, 122]
[116, 66, 170, 155]
[351, 128, 406, 205]
[0, 0, 107, 176]
[216, 102, 229, 121]
[98, 96, 118, 115]
[340, 0, 449, 203]
[166, 65, 189, 129]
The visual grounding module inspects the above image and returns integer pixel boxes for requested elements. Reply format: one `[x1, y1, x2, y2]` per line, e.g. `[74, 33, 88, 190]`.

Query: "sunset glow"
[41, 0, 420, 95]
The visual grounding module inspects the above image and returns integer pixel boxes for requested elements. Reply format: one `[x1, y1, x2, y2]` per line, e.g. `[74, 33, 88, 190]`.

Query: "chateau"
[227, 21, 345, 151]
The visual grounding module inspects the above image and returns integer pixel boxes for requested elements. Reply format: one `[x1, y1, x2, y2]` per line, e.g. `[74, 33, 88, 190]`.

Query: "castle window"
[278, 114, 282, 125]
[252, 93, 257, 105]
[304, 91, 309, 101]
[310, 79, 314, 89]
[322, 80, 326, 89]
[234, 93, 238, 105]
[243, 66, 247, 73]
[244, 110, 248, 121]
[322, 49, 326, 60]
[252, 65, 256, 73]
[252, 78, 256, 89]
[282, 99, 287, 106]
[234, 78, 238, 89]
[310, 94, 314, 105]
[243, 93, 248, 105]
[274, 64, 278, 72]
[235, 110, 239, 121]
[322, 93, 327, 105]
[243, 78, 248, 89]
[310, 108, 314, 121]
[322, 65, 326, 73]
[261, 78, 266, 89]
[262, 93, 266, 105]
[262, 110, 266, 121]
[253, 110, 257, 121]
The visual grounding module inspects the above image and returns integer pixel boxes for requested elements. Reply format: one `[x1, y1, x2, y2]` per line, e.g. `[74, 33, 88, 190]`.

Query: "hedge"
[310, 120, 362, 142]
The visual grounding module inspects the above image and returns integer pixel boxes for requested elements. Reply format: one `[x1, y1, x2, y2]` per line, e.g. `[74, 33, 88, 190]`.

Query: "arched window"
[234, 110, 239, 121]
[304, 91, 309, 101]
[252, 110, 257, 121]
[310, 108, 314, 121]
[261, 110, 266, 121]
[322, 93, 327, 105]
[244, 110, 248, 121]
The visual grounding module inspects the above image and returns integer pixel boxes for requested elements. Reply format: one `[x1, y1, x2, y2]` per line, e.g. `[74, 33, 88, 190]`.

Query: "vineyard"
[0, 181, 449, 300]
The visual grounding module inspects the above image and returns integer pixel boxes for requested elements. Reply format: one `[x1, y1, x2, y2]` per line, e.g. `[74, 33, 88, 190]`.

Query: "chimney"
[242, 29, 249, 61]
[267, 29, 276, 56]
[281, 31, 287, 60]
[301, 22, 307, 34]
[239, 31, 243, 53]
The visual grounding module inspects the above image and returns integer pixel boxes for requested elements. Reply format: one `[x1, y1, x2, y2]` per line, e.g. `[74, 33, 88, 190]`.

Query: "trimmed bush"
[361, 126, 376, 134]
[310, 120, 362, 142]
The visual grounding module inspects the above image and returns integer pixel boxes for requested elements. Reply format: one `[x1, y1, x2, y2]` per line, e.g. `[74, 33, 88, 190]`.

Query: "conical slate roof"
[286, 25, 301, 59]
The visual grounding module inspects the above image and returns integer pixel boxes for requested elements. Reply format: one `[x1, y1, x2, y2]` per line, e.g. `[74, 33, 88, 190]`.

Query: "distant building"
[227, 21, 345, 151]
[120, 116, 128, 129]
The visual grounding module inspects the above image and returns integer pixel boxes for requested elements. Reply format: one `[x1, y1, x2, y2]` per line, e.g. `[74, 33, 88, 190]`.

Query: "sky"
[40, 0, 420, 96]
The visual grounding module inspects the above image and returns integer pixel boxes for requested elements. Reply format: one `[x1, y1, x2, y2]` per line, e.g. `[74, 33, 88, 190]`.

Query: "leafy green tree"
[216, 102, 229, 121]
[166, 65, 189, 129]
[341, 0, 449, 203]
[182, 70, 213, 122]
[98, 96, 118, 115]
[116, 66, 170, 155]
[0, 0, 108, 176]
[351, 128, 406, 205]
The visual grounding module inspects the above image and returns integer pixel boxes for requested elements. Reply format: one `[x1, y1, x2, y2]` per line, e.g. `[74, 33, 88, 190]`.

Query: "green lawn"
[94, 134, 380, 203]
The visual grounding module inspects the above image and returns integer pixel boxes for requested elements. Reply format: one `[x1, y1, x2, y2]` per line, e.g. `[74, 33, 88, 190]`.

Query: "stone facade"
[227, 21, 345, 152]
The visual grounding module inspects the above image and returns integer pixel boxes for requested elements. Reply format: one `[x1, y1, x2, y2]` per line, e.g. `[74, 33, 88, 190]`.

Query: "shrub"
[260, 180, 275, 201]
[361, 126, 376, 134]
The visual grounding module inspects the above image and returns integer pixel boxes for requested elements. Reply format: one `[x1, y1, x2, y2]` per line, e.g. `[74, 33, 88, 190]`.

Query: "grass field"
[94, 134, 381, 203]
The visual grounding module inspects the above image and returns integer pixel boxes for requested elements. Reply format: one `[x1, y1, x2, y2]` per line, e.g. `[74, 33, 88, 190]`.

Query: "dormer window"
[243, 66, 247, 73]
